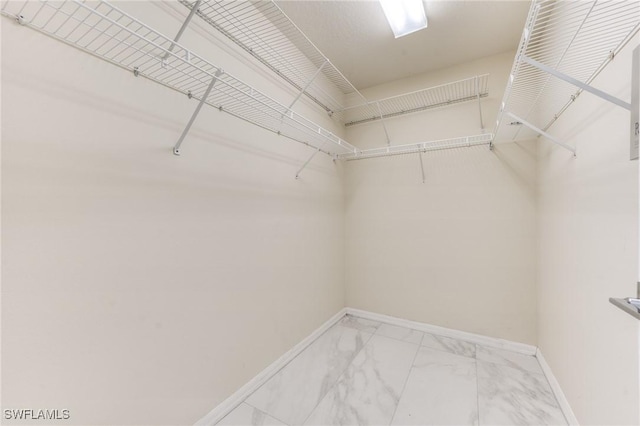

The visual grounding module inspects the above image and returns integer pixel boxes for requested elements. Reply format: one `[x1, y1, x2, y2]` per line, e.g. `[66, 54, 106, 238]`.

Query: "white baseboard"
[535, 348, 579, 425]
[194, 308, 348, 426]
[346, 308, 538, 355]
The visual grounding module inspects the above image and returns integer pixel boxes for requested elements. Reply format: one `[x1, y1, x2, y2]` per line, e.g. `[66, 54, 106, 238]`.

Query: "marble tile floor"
[216, 315, 567, 426]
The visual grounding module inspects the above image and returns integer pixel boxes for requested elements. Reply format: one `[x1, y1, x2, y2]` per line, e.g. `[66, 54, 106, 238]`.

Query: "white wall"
[4, 1, 640, 424]
[537, 37, 640, 424]
[1, 3, 345, 425]
[345, 51, 539, 345]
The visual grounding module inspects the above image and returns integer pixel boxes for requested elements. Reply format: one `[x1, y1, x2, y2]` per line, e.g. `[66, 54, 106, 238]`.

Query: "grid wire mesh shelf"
[1, 0, 357, 157]
[180, 0, 366, 116]
[339, 133, 493, 161]
[339, 74, 489, 127]
[495, 0, 640, 144]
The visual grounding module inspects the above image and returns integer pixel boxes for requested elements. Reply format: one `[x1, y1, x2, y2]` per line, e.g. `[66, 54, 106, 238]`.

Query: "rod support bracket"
[133, 67, 139, 77]
[16, 14, 26, 25]
[173, 147, 181, 156]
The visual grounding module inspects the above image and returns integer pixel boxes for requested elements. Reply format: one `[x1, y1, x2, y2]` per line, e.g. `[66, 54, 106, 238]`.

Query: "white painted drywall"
[344, 51, 539, 345]
[537, 37, 640, 424]
[4, 1, 640, 424]
[1, 3, 345, 425]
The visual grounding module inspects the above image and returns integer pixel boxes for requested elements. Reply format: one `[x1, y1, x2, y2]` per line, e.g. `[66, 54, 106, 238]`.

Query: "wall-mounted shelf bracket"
[286, 60, 328, 115]
[521, 56, 632, 111]
[173, 68, 223, 156]
[418, 151, 426, 183]
[506, 112, 576, 156]
[161, 0, 201, 63]
[376, 102, 392, 146]
[475, 75, 484, 131]
[295, 147, 321, 179]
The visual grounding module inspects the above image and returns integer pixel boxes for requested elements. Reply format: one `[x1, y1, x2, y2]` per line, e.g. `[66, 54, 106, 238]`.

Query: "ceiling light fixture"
[379, 0, 427, 38]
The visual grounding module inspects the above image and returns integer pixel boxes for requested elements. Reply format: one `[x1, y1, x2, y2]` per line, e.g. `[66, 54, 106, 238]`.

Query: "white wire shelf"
[180, 0, 366, 116]
[339, 74, 489, 127]
[339, 133, 493, 161]
[1, 0, 357, 158]
[495, 0, 640, 145]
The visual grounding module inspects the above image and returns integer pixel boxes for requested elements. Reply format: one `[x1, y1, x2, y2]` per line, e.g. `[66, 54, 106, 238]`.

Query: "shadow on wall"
[491, 141, 538, 199]
[3, 58, 338, 175]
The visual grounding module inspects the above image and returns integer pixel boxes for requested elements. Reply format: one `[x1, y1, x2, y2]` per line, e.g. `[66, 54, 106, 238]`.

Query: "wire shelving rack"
[181, 0, 490, 131]
[179, 0, 366, 116]
[2, 0, 497, 170]
[495, 0, 640, 151]
[1, 0, 358, 158]
[338, 133, 493, 161]
[339, 75, 489, 127]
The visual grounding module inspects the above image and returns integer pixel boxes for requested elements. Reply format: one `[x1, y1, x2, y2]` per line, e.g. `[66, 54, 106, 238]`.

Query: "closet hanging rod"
[0, 0, 357, 158]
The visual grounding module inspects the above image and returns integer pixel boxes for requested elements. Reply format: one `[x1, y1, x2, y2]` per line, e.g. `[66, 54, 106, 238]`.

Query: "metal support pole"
[522, 55, 632, 111]
[286, 60, 328, 113]
[173, 69, 223, 155]
[476, 75, 484, 131]
[376, 102, 392, 146]
[418, 151, 426, 183]
[162, 0, 202, 61]
[295, 147, 321, 179]
[507, 112, 576, 156]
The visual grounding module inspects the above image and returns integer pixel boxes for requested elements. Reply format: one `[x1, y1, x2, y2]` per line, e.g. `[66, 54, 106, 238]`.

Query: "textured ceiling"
[276, 0, 531, 90]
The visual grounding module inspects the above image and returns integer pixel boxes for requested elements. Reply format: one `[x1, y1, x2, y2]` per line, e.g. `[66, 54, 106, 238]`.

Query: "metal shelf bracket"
[295, 147, 321, 179]
[162, 0, 202, 62]
[286, 60, 329, 115]
[173, 69, 223, 156]
[521, 55, 632, 111]
[506, 112, 576, 156]
[475, 75, 484, 131]
[376, 102, 392, 146]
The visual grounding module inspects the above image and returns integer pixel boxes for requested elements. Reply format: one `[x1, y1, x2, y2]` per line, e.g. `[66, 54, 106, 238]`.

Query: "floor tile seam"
[367, 320, 479, 349]
[338, 322, 379, 334]
[242, 401, 291, 426]
[388, 340, 423, 426]
[418, 343, 477, 360]
[371, 322, 521, 359]
[475, 358, 546, 378]
[243, 316, 349, 405]
[372, 328, 424, 346]
[474, 348, 482, 426]
[420, 333, 479, 352]
[298, 328, 376, 426]
[475, 353, 567, 425]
